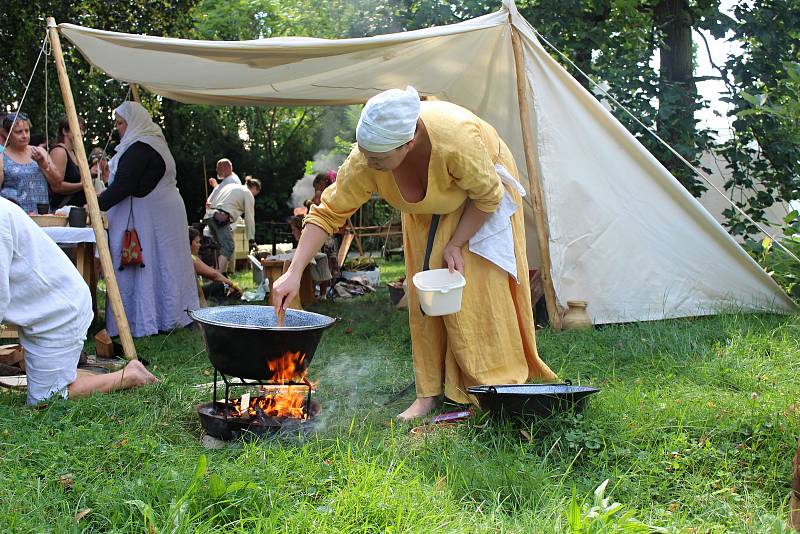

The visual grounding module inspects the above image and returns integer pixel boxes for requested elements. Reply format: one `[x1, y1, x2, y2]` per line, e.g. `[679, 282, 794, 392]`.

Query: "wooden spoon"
[275, 300, 285, 328]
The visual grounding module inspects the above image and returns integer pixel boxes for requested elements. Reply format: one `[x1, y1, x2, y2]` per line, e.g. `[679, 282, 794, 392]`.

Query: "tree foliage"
[0, 0, 199, 145]
[2, 0, 799, 246]
[716, 0, 800, 237]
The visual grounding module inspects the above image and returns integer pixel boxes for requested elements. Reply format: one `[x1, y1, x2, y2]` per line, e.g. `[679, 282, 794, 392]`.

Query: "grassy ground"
[1, 259, 798, 532]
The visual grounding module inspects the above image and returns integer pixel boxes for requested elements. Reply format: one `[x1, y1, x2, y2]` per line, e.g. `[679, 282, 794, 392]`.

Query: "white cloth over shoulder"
[356, 86, 420, 153]
[468, 164, 525, 282]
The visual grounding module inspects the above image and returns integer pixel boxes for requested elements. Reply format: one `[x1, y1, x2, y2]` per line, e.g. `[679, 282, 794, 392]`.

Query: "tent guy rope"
[530, 25, 800, 267]
[2, 32, 48, 152]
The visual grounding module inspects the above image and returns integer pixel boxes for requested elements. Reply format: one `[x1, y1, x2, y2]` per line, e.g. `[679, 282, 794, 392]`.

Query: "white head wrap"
[356, 86, 420, 153]
[108, 101, 172, 182]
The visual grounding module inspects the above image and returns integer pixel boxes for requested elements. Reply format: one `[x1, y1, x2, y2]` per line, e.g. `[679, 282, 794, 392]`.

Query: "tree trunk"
[654, 0, 702, 194]
[573, 47, 594, 92]
[656, 0, 694, 90]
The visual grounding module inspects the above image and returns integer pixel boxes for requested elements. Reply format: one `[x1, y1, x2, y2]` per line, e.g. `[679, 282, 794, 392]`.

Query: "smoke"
[289, 174, 316, 210]
[307, 351, 397, 433]
[288, 150, 346, 209]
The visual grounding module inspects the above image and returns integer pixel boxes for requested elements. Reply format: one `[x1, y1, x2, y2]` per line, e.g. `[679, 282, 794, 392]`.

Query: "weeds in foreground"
[746, 230, 800, 300]
[565, 479, 665, 533]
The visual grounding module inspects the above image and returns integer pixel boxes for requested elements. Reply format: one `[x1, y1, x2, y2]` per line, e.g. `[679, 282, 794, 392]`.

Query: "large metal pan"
[187, 305, 337, 380]
[467, 380, 599, 417]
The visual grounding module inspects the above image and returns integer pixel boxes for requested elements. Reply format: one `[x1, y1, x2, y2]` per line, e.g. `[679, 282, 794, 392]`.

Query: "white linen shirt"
[204, 172, 241, 219]
[212, 184, 256, 240]
[0, 198, 92, 346]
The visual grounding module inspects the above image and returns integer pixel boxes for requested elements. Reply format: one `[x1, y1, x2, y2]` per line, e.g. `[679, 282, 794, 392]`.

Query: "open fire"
[227, 350, 313, 419]
[190, 305, 335, 440]
[196, 350, 317, 441]
[267, 351, 307, 384]
[230, 385, 310, 419]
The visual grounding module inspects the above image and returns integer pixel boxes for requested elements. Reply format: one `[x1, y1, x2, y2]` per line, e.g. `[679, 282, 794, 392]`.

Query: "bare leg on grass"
[68, 360, 158, 398]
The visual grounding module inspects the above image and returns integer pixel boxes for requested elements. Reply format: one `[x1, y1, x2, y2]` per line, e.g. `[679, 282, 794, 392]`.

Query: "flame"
[268, 351, 307, 383]
[228, 351, 313, 419]
[231, 387, 307, 419]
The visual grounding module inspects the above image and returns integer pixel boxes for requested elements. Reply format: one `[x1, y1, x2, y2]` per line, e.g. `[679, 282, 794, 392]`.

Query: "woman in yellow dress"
[272, 86, 556, 420]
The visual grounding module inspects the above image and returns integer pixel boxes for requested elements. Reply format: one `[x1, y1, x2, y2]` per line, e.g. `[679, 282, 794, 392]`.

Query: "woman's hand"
[271, 270, 301, 312]
[271, 222, 329, 311]
[225, 282, 242, 297]
[443, 201, 489, 276]
[443, 242, 465, 275]
[30, 146, 49, 169]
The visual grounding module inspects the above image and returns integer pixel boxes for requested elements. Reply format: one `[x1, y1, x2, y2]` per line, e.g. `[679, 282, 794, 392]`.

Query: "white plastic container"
[412, 269, 467, 316]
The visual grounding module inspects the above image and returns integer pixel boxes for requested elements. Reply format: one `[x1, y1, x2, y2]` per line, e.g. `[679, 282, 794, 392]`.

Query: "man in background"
[204, 177, 261, 273]
[203, 158, 241, 220]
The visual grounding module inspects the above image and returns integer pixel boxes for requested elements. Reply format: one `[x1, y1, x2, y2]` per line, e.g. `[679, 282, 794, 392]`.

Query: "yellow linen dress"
[306, 100, 556, 403]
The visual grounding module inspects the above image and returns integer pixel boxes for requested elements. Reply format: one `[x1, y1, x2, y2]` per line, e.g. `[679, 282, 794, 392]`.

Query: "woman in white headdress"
[272, 87, 556, 419]
[97, 101, 198, 337]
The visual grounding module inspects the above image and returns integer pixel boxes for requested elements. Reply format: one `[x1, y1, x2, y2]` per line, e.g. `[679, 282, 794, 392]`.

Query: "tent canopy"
[59, 0, 798, 323]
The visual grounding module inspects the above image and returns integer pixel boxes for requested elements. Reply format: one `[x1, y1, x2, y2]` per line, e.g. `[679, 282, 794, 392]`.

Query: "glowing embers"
[231, 383, 311, 419]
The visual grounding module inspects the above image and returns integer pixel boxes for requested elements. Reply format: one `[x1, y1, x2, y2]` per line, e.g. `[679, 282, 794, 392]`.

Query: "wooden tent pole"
[509, 20, 563, 330]
[47, 17, 138, 359]
[130, 83, 141, 103]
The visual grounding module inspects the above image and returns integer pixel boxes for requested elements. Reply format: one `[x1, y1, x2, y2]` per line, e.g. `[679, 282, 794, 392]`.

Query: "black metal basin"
[188, 305, 337, 380]
[467, 380, 599, 417]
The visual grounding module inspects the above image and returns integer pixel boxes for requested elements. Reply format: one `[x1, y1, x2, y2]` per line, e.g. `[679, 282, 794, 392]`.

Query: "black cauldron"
[188, 305, 337, 380]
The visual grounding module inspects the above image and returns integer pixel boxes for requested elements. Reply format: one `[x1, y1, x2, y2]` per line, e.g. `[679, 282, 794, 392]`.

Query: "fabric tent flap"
[57, 2, 797, 323]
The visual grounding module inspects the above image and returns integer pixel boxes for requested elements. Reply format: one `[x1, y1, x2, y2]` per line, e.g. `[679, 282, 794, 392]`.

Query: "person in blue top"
[0, 112, 52, 213]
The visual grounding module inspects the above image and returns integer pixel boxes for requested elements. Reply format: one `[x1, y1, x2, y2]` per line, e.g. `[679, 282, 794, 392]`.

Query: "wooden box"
[31, 214, 68, 227]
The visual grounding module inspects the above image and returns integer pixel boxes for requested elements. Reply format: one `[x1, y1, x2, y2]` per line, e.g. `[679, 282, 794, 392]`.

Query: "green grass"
[1, 258, 798, 532]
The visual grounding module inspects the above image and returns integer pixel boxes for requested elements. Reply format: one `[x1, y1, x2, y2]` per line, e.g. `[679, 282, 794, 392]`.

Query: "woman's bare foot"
[397, 396, 440, 421]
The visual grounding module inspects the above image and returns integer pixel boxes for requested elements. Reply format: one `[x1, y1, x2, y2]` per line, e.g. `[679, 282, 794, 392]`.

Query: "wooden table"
[0, 324, 19, 340]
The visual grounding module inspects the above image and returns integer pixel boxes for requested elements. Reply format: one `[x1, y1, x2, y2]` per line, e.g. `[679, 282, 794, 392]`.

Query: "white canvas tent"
[57, 0, 797, 324]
